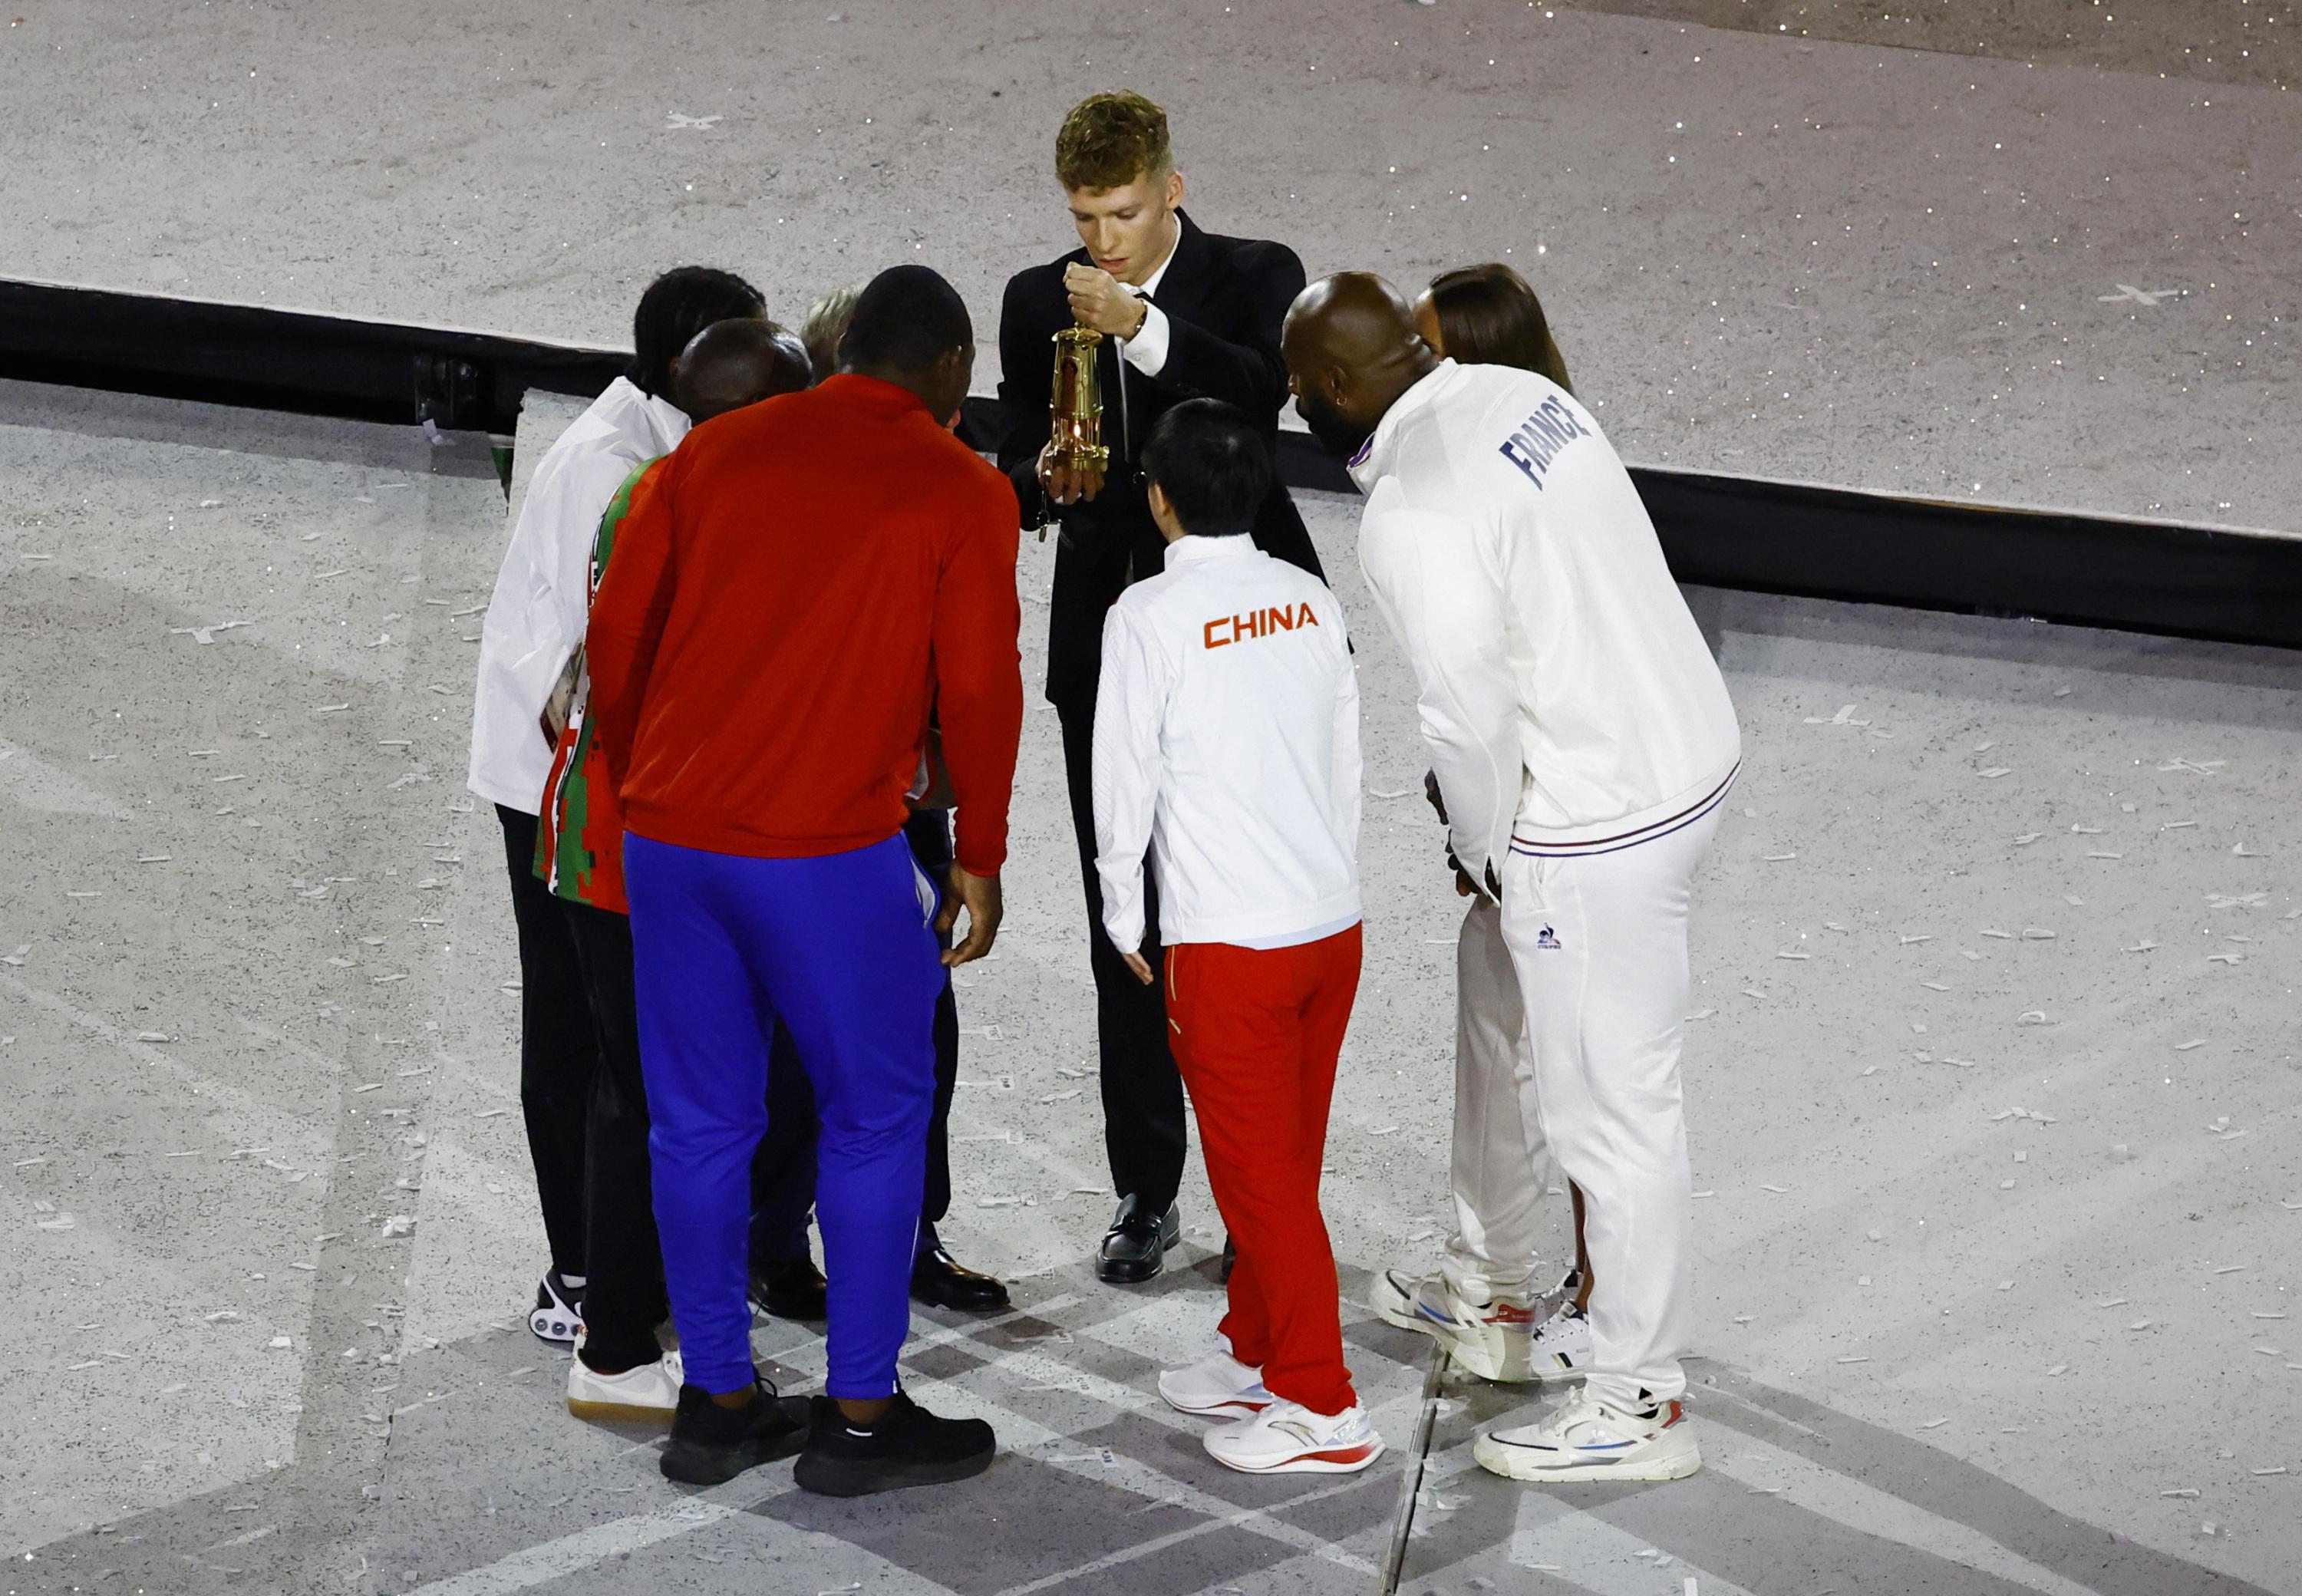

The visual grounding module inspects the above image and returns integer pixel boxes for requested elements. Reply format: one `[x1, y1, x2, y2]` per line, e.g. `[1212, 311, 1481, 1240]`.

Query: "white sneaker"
[1370, 1265, 1539, 1383]
[1158, 1342, 1272, 1417]
[1204, 1399, 1385, 1475]
[1523, 1304, 1593, 1383]
[566, 1347, 684, 1426]
[1473, 1388, 1700, 1483]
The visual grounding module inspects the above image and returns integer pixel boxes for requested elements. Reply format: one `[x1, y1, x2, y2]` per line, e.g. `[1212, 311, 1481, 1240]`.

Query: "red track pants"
[1166, 923, 1364, 1416]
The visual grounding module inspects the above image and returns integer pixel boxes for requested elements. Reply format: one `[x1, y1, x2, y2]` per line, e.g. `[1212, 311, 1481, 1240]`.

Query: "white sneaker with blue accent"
[1157, 1341, 1271, 1417]
[1371, 1266, 1542, 1383]
[1204, 1399, 1385, 1475]
[1473, 1388, 1700, 1482]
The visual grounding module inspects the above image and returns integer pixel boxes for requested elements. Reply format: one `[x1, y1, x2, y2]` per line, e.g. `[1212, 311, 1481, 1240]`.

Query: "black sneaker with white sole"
[658, 1379, 813, 1486]
[792, 1391, 995, 1497]
[528, 1270, 583, 1345]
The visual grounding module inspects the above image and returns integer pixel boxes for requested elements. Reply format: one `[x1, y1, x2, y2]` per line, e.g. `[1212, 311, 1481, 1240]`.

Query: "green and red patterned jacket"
[533, 456, 665, 914]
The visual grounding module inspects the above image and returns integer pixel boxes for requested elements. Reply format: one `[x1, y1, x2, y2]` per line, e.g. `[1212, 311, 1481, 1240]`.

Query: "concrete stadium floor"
[3, 381, 2297, 1594]
[1, 0, 2296, 530]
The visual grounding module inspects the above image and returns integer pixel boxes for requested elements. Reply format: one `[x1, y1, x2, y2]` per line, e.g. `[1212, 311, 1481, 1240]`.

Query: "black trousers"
[496, 804, 597, 1278]
[1054, 704, 1186, 1212]
[562, 898, 816, 1366]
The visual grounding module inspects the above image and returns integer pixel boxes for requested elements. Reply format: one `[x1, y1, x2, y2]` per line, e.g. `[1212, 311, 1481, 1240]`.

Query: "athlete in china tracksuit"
[1351, 358, 1740, 1482]
[1090, 430, 1384, 1476]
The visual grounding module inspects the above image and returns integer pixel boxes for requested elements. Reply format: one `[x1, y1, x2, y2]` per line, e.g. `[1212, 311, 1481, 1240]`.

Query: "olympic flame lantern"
[1047, 323, 1110, 474]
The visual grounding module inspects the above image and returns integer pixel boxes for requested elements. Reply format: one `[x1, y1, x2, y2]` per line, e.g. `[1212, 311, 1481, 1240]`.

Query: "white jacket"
[467, 378, 688, 813]
[1350, 361, 1740, 885]
[1092, 536, 1362, 953]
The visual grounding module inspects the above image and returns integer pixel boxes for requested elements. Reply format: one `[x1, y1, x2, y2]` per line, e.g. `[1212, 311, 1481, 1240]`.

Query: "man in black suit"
[994, 91, 1327, 1284]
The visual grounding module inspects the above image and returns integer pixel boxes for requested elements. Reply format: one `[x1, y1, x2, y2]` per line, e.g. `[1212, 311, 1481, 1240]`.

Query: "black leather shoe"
[793, 1390, 995, 1497]
[749, 1259, 828, 1322]
[1096, 1195, 1180, 1284]
[659, 1378, 812, 1486]
[1220, 1235, 1237, 1284]
[911, 1246, 1011, 1312]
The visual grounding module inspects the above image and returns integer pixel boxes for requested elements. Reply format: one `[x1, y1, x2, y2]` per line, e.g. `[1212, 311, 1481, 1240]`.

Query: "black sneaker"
[659, 1379, 813, 1486]
[793, 1391, 995, 1497]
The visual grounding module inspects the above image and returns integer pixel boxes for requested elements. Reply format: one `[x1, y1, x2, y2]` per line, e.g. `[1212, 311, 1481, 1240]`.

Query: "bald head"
[1281, 272, 1440, 459]
[670, 318, 812, 425]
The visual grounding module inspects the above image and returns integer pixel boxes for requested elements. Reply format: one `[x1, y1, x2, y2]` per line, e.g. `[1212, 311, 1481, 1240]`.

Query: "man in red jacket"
[585, 265, 1024, 1498]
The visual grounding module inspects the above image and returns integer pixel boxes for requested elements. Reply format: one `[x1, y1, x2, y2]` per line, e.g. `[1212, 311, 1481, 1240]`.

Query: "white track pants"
[1498, 808, 1719, 1407]
[1441, 900, 1555, 1302]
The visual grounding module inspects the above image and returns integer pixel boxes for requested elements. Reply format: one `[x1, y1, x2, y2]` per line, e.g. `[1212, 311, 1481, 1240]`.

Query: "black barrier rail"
[4, 275, 2297, 651]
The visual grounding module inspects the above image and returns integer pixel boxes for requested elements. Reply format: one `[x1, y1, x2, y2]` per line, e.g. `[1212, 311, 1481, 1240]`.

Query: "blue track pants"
[625, 830, 945, 1399]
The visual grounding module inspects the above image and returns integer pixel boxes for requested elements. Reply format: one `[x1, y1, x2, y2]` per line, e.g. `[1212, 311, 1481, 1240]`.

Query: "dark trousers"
[907, 808, 964, 1246]
[560, 898, 817, 1365]
[560, 899, 667, 1369]
[496, 804, 597, 1278]
[1055, 704, 1186, 1212]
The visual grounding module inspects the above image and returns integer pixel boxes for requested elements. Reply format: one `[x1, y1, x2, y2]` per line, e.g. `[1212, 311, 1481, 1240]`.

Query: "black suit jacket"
[993, 211, 1327, 707]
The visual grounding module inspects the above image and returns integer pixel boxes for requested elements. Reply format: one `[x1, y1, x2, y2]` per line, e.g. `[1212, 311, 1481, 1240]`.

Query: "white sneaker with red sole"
[1204, 1399, 1385, 1475]
[1157, 1341, 1272, 1417]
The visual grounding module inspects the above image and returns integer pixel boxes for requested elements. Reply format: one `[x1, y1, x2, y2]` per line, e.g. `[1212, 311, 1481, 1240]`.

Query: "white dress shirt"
[467, 377, 688, 813]
[1092, 535, 1363, 954]
[1350, 361, 1741, 889]
[1116, 220, 1179, 378]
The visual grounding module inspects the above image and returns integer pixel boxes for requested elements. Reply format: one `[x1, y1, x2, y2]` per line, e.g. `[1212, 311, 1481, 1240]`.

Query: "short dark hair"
[1142, 400, 1271, 539]
[1056, 91, 1172, 191]
[631, 266, 765, 398]
[839, 265, 973, 376]
[1425, 262, 1572, 393]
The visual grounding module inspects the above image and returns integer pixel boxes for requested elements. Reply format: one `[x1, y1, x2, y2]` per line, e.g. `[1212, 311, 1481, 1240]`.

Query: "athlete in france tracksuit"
[1348, 355, 1740, 1483]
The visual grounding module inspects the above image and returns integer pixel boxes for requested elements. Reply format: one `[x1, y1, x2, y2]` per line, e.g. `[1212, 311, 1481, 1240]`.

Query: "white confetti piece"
[1368, 786, 1414, 800]
[2020, 928, 2056, 940]
[1763, 852, 1796, 862]
[2096, 1298, 2128, 1308]
[1037, 1089, 1081, 1104]
[379, 1215, 414, 1238]
[1919, 1417, 1949, 1430]
[1899, 934, 1933, 945]
[2161, 1487, 2199, 1498]
[2129, 1319, 2152, 1331]
[1760, 1183, 1789, 1194]
[1977, 767, 2010, 780]
[1776, 949, 1809, 961]
[2012, 833, 2042, 846]
[1836, 1355, 1869, 1364]
[1980, 928, 2014, 940]
[1921, 980, 1948, 992]
[1685, 1007, 1715, 1021]
[2046, 1364, 2069, 1377]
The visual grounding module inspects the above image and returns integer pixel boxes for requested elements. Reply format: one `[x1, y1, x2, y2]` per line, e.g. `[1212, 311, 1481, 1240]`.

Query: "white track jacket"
[468, 378, 688, 813]
[1349, 361, 1740, 886]
[1092, 536, 1363, 954]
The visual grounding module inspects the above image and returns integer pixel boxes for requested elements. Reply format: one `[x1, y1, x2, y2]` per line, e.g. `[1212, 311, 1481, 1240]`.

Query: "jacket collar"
[815, 371, 935, 418]
[1347, 359, 1457, 493]
[1163, 532, 1258, 569]
[597, 374, 692, 455]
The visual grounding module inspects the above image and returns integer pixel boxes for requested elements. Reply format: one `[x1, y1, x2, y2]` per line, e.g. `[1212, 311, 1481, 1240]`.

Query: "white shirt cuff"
[1122, 302, 1170, 378]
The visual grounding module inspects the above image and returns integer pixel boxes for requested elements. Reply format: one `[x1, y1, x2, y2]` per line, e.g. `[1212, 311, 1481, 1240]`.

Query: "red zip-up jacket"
[585, 374, 1024, 875]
